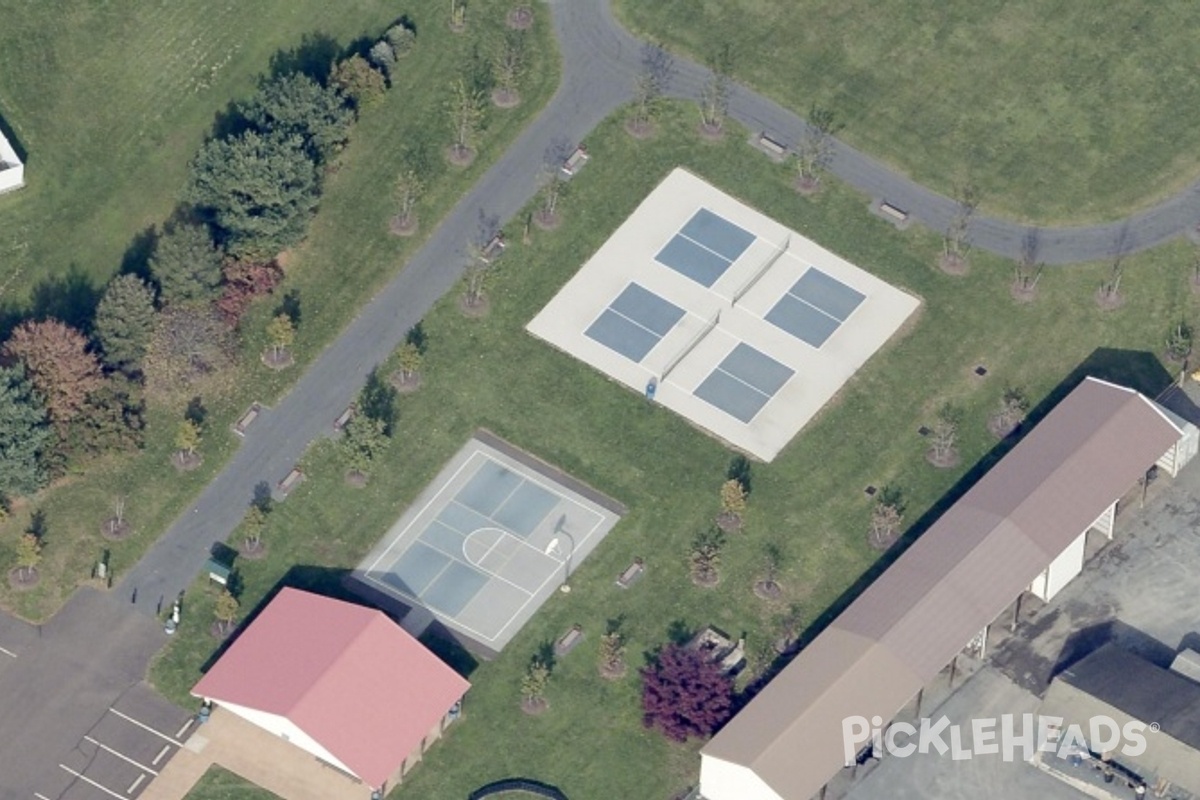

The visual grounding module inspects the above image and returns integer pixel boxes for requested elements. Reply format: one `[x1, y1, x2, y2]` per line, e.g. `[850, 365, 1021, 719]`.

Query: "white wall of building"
[1029, 530, 1086, 602]
[0, 131, 23, 194]
[211, 698, 359, 780]
[699, 755, 784, 800]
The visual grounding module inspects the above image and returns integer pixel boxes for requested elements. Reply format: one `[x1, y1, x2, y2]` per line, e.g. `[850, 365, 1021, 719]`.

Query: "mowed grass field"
[616, 0, 1200, 224]
[151, 101, 1200, 800]
[0, 1, 560, 620]
[0, 0, 399, 309]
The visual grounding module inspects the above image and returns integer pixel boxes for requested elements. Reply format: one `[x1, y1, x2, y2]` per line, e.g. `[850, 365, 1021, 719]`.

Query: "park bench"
[687, 626, 746, 675]
[560, 145, 590, 177]
[233, 402, 262, 437]
[480, 233, 506, 264]
[205, 558, 231, 587]
[333, 405, 355, 432]
[554, 624, 585, 657]
[879, 201, 909, 222]
[757, 133, 787, 159]
[277, 468, 305, 497]
[615, 557, 644, 589]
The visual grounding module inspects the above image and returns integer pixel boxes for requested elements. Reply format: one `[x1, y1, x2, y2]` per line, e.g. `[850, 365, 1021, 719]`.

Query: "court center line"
[106, 708, 184, 746]
[712, 365, 773, 400]
[83, 735, 158, 775]
[675, 230, 738, 267]
[785, 289, 844, 324]
[58, 766, 125, 800]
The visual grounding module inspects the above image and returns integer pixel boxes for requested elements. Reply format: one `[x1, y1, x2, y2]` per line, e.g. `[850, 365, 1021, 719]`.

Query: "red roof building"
[192, 587, 469, 792]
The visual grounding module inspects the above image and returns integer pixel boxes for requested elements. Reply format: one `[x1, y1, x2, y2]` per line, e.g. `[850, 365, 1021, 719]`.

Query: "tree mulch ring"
[239, 540, 268, 560]
[867, 528, 900, 552]
[520, 697, 549, 716]
[459, 293, 491, 318]
[691, 570, 721, 589]
[8, 567, 39, 591]
[624, 118, 656, 140]
[753, 580, 783, 601]
[345, 470, 369, 489]
[1010, 281, 1038, 303]
[449, 20, 467, 34]
[506, 6, 534, 29]
[171, 452, 203, 472]
[389, 370, 423, 394]
[389, 214, 419, 237]
[715, 511, 743, 533]
[938, 253, 969, 276]
[599, 662, 628, 680]
[491, 88, 521, 108]
[773, 636, 796, 655]
[100, 518, 131, 541]
[987, 414, 1021, 441]
[1094, 288, 1125, 311]
[446, 145, 476, 168]
[261, 350, 295, 370]
[794, 175, 822, 196]
[697, 122, 725, 142]
[210, 621, 235, 641]
[533, 209, 561, 231]
[926, 448, 961, 469]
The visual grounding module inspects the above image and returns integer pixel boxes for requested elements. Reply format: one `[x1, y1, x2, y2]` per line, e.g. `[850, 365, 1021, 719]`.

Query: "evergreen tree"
[0, 365, 51, 498]
[240, 73, 354, 163]
[94, 274, 157, 369]
[150, 222, 223, 305]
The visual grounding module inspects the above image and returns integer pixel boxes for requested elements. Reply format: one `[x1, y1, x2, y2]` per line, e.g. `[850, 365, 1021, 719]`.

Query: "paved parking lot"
[35, 683, 194, 800]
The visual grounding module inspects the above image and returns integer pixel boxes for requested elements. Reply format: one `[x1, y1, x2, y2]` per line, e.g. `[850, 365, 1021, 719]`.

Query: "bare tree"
[940, 184, 978, 274]
[988, 386, 1030, 439]
[446, 78, 485, 165]
[534, 164, 568, 229]
[391, 169, 424, 235]
[627, 42, 673, 137]
[462, 245, 490, 310]
[1011, 228, 1043, 302]
[491, 30, 526, 107]
[794, 105, 839, 193]
[754, 541, 784, 600]
[698, 44, 732, 136]
[868, 486, 904, 551]
[927, 402, 963, 468]
[1097, 226, 1133, 310]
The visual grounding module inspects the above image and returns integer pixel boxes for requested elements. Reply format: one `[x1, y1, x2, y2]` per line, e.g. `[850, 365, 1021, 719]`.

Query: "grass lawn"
[615, 0, 1200, 225]
[150, 100, 1200, 800]
[183, 766, 279, 800]
[0, 0, 560, 620]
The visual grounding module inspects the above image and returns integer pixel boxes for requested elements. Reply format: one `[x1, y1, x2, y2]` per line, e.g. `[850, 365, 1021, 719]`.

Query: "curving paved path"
[8, 2, 1200, 798]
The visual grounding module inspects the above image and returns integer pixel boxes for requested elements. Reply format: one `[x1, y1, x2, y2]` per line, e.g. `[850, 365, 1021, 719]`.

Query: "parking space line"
[151, 744, 171, 766]
[0, 644, 16, 658]
[127, 774, 146, 795]
[106, 708, 184, 746]
[35, 792, 52, 800]
[83, 735, 158, 776]
[58, 765, 124, 800]
[175, 718, 194, 739]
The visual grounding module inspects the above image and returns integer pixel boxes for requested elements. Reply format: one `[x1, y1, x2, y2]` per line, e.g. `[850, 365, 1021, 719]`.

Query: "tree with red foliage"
[3, 319, 102, 428]
[215, 260, 284, 327]
[640, 643, 733, 742]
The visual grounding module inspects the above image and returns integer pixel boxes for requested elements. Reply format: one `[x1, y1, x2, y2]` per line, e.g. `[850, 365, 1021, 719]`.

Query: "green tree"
[340, 413, 388, 477]
[214, 589, 240, 634]
[185, 130, 319, 261]
[689, 527, 725, 586]
[521, 659, 550, 707]
[396, 341, 423, 382]
[95, 274, 157, 369]
[0, 365, 51, 498]
[175, 419, 201, 457]
[394, 169, 425, 228]
[242, 505, 267, 551]
[359, 368, 398, 436]
[598, 629, 627, 678]
[492, 30, 526, 102]
[240, 73, 354, 164]
[386, 23, 416, 58]
[15, 532, 41, 580]
[150, 222, 224, 305]
[368, 40, 397, 77]
[719, 478, 747, 518]
[331, 55, 387, 107]
[67, 375, 146, 457]
[265, 314, 295, 360]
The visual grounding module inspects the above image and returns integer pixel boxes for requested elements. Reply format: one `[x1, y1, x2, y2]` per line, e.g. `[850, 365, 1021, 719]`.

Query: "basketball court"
[527, 168, 920, 461]
[350, 433, 623, 653]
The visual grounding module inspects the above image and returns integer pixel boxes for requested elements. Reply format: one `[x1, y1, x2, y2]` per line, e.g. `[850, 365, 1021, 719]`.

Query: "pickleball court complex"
[527, 168, 920, 461]
[351, 434, 623, 653]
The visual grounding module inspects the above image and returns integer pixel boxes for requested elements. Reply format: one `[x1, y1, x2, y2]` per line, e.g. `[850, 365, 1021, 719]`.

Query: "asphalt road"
[9, 2, 1200, 797]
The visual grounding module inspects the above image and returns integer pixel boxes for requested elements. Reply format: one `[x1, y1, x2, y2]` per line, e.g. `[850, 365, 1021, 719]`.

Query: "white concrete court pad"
[527, 168, 920, 461]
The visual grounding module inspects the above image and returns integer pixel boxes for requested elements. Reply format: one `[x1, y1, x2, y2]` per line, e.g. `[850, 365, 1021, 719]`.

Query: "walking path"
[9, 2, 1200, 798]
